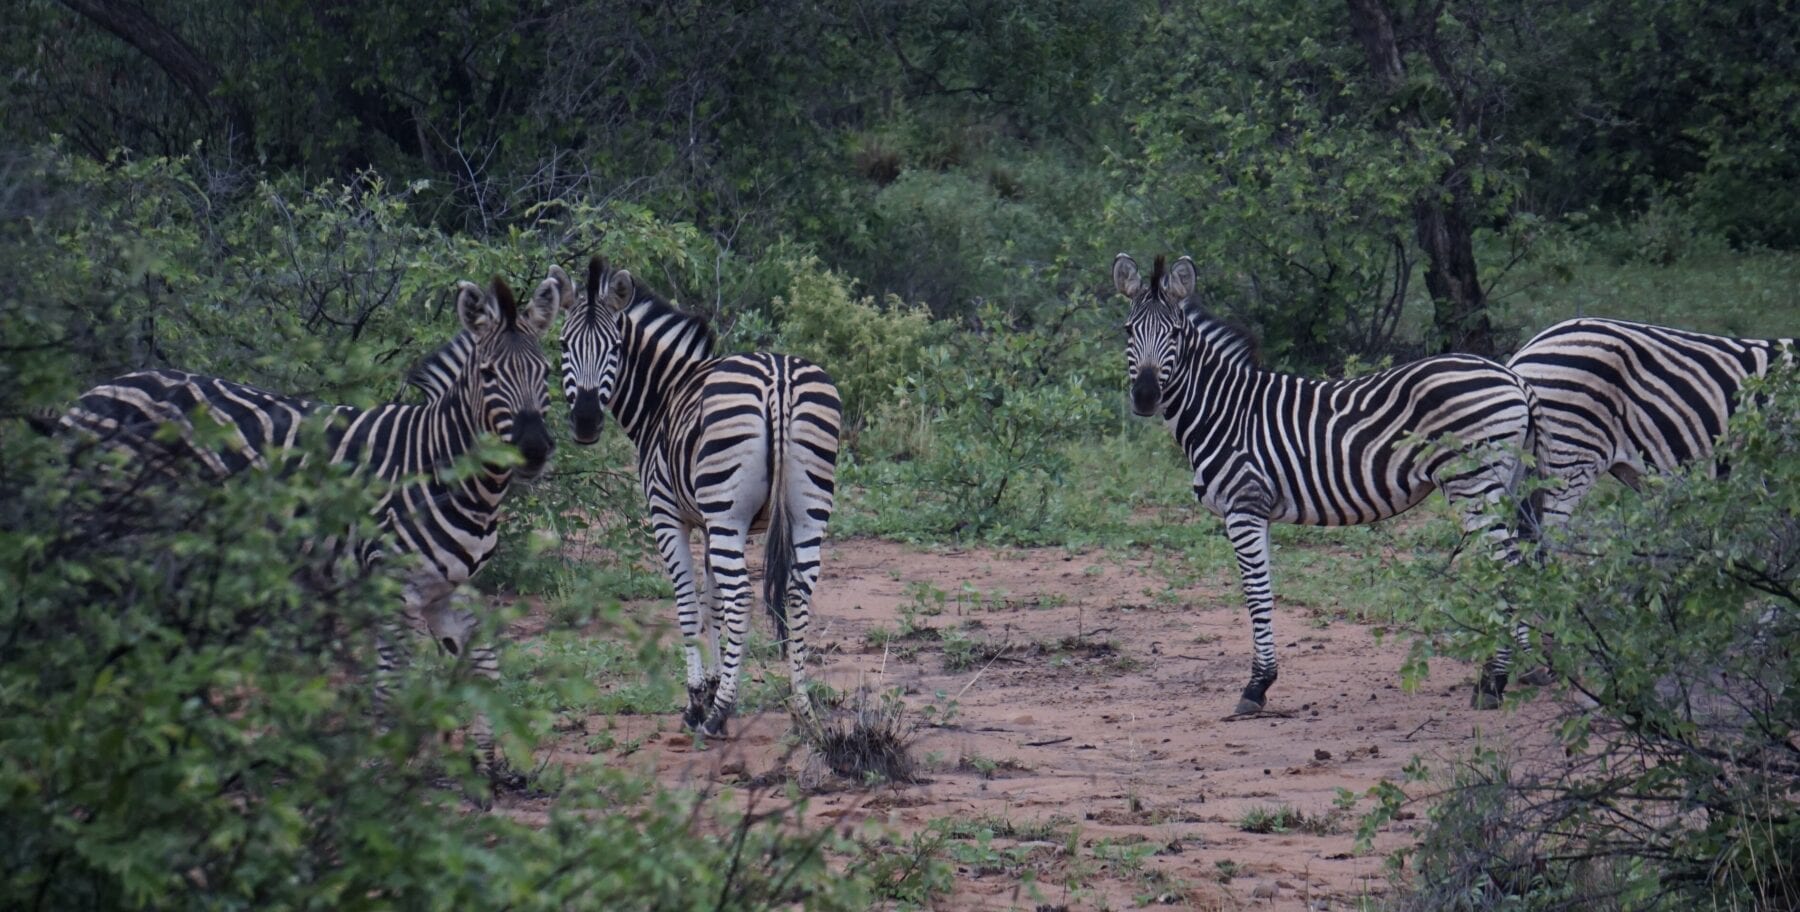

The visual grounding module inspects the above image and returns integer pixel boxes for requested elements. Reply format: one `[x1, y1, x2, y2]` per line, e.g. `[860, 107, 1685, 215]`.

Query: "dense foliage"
[2, 0, 1797, 907]
[5, 0, 1794, 366]
[1379, 372, 1800, 909]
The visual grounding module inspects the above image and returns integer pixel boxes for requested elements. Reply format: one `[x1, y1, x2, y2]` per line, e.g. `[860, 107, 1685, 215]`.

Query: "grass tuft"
[799, 687, 920, 786]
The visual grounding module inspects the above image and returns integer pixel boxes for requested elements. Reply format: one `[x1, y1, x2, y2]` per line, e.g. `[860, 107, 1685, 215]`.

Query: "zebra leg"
[782, 511, 830, 726]
[1225, 510, 1280, 714]
[373, 575, 450, 722]
[422, 587, 508, 782]
[650, 515, 711, 732]
[701, 523, 754, 738]
[698, 557, 725, 714]
[1441, 463, 1537, 709]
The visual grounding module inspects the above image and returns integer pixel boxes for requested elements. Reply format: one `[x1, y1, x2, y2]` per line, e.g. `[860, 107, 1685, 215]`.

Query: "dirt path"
[504, 538, 1559, 911]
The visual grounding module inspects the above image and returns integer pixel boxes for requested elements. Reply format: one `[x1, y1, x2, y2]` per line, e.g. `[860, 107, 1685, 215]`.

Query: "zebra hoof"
[486, 763, 527, 792]
[698, 712, 730, 739]
[1233, 696, 1266, 716]
[1470, 680, 1505, 710]
[681, 703, 707, 732]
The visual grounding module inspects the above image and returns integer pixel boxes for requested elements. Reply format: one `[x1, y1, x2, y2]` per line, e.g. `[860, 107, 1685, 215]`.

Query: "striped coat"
[1508, 316, 1794, 530]
[52, 274, 564, 776]
[558, 257, 841, 737]
[1119, 254, 1540, 710]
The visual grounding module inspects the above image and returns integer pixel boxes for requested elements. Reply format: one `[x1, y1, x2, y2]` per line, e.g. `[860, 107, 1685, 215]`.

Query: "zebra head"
[453, 274, 563, 479]
[558, 255, 626, 445]
[1115, 253, 1197, 418]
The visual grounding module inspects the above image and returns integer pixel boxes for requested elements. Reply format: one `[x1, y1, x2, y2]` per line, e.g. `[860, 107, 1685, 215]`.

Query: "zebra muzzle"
[569, 390, 605, 445]
[1131, 370, 1161, 417]
[511, 412, 554, 476]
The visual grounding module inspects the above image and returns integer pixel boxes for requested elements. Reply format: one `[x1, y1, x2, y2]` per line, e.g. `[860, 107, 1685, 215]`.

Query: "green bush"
[0, 412, 521, 907]
[0, 443, 868, 910]
[0, 147, 880, 911]
[1376, 369, 1800, 910]
[770, 257, 936, 436]
[842, 300, 1113, 543]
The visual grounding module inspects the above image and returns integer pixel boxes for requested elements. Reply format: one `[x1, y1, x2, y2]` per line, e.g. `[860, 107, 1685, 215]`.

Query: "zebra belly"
[1191, 463, 1434, 527]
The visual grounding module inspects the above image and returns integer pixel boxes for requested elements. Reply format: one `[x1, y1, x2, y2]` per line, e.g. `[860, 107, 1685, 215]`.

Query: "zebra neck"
[611, 309, 716, 446]
[415, 385, 514, 518]
[1169, 345, 1263, 456]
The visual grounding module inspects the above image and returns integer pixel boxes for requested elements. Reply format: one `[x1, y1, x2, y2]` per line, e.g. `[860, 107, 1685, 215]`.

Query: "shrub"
[0, 148, 878, 911]
[842, 300, 1113, 543]
[1378, 368, 1800, 910]
[770, 257, 936, 437]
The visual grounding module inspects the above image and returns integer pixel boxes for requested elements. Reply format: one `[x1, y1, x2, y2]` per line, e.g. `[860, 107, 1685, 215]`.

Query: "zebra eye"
[478, 365, 498, 383]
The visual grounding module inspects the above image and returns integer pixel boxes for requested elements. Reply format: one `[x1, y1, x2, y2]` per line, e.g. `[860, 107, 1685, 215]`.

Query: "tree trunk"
[57, 0, 255, 153]
[1415, 189, 1494, 355]
[1345, 0, 1496, 359]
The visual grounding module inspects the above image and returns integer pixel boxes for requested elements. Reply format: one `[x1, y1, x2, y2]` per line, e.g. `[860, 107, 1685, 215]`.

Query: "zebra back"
[51, 275, 566, 583]
[405, 331, 476, 401]
[1509, 317, 1794, 485]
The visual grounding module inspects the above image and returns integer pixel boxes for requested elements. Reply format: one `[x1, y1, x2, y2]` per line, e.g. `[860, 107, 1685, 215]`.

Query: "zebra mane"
[1183, 306, 1262, 369]
[491, 277, 520, 330]
[405, 330, 476, 400]
[625, 278, 717, 358]
[585, 255, 605, 310]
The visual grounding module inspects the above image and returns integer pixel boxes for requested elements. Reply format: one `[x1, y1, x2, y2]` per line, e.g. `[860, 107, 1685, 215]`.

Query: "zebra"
[50, 272, 565, 776]
[1507, 316, 1794, 533]
[558, 256, 841, 737]
[1117, 253, 1542, 711]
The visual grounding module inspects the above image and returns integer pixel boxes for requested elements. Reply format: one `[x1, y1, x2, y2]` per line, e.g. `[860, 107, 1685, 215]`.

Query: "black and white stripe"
[558, 257, 841, 737]
[54, 274, 565, 774]
[1508, 317, 1794, 531]
[1118, 254, 1540, 711]
[559, 257, 622, 445]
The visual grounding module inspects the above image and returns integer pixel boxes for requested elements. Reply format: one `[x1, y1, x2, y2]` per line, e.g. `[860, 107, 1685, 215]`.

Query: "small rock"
[1251, 883, 1279, 899]
[719, 761, 746, 777]
[1314, 748, 1333, 761]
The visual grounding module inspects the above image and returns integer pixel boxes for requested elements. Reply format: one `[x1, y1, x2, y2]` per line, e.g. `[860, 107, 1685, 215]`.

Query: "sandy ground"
[499, 537, 1560, 911]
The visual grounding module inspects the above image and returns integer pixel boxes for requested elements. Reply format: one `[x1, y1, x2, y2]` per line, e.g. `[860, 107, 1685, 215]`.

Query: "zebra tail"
[761, 385, 794, 649]
[1516, 381, 1548, 558]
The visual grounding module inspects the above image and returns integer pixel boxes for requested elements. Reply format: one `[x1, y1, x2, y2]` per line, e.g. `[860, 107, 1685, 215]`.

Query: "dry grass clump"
[797, 686, 920, 787]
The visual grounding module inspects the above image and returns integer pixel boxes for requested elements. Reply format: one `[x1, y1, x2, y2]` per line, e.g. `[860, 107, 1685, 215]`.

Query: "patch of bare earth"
[499, 538, 1560, 911]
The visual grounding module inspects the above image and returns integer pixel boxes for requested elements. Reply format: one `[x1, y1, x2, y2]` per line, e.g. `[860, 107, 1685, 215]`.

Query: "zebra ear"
[1112, 253, 1141, 298]
[1164, 256, 1197, 303]
[605, 269, 635, 313]
[521, 273, 564, 338]
[548, 265, 575, 317]
[454, 280, 498, 336]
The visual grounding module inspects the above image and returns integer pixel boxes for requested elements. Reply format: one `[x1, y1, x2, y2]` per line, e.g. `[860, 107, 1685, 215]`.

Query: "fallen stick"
[1024, 736, 1073, 747]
